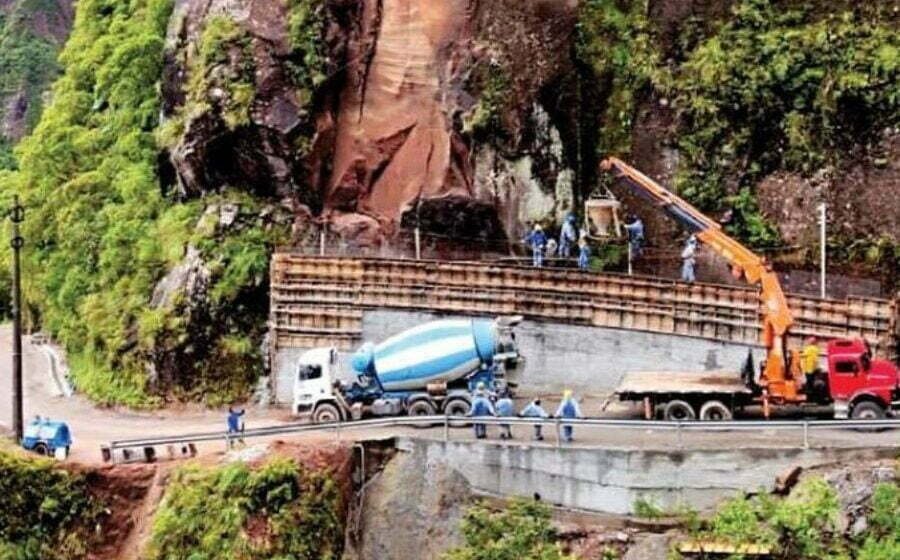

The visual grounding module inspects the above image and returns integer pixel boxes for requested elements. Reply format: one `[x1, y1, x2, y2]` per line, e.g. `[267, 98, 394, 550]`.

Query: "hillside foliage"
[0, 0, 288, 406]
[578, 0, 899, 249]
[148, 458, 345, 560]
[681, 476, 900, 560]
[0, 0, 64, 170]
[0, 449, 103, 560]
[443, 499, 576, 560]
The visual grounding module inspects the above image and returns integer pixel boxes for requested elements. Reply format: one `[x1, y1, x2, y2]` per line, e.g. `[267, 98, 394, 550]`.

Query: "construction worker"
[495, 392, 515, 440]
[559, 214, 578, 258]
[469, 382, 495, 439]
[524, 224, 547, 267]
[520, 398, 549, 441]
[227, 407, 245, 448]
[555, 390, 582, 442]
[624, 214, 644, 259]
[801, 336, 821, 381]
[681, 235, 698, 283]
[577, 236, 591, 271]
[545, 238, 558, 260]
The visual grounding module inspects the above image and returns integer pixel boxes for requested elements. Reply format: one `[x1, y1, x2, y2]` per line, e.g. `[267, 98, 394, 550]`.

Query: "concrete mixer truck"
[293, 317, 522, 423]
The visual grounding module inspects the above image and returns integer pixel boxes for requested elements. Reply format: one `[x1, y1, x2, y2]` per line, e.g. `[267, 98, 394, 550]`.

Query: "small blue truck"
[22, 417, 72, 459]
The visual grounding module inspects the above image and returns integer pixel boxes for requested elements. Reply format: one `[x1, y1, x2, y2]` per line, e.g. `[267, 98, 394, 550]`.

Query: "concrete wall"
[273, 309, 763, 404]
[397, 437, 898, 514]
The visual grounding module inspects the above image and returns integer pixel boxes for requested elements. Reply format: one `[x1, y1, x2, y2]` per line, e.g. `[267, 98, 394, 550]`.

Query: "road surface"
[0, 327, 896, 464]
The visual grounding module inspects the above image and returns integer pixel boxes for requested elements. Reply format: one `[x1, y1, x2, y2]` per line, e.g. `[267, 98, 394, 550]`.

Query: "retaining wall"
[397, 437, 899, 514]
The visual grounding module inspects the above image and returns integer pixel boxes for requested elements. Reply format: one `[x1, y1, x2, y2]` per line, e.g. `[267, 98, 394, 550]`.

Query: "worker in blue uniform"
[559, 214, 578, 258]
[554, 390, 582, 442]
[524, 224, 548, 267]
[624, 214, 644, 259]
[495, 392, 515, 440]
[227, 407, 246, 448]
[577, 236, 591, 271]
[469, 382, 495, 439]
[520, 398, 549, 441]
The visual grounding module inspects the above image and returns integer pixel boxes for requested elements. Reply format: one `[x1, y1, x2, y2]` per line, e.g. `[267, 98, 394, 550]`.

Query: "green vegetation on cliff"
[148, 458, 345, 559]
[672, 0, 899, 247]
[157, 15, 256, 147]
[0, 0, 288, 407]
[0, 0, 66, 170]
[0, 448, 103, 559]
[578, 0, 899, 250]
[681, 476, 900, 560]
[443, 499, 575, 560]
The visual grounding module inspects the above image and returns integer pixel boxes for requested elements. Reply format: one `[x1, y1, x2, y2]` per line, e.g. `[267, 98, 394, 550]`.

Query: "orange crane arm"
[600, 158, 795, 383]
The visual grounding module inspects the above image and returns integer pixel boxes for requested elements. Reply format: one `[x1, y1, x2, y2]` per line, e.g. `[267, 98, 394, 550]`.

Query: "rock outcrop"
[162, 0, 579, 245]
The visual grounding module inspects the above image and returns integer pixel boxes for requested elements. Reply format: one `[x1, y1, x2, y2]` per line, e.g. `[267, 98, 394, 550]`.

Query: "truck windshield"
[298, 365, 322, 381]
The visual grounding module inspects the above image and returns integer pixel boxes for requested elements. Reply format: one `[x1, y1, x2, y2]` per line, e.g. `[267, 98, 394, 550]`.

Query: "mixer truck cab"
[293, 317, 522, 423]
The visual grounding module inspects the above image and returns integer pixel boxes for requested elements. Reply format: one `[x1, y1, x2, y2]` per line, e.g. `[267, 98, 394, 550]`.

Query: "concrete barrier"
[398, 437, 899, 515]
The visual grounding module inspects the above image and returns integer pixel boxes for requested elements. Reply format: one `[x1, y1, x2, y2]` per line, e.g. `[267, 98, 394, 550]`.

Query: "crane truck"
[601, 158, 900, 421]
[293, 317, 521, 423]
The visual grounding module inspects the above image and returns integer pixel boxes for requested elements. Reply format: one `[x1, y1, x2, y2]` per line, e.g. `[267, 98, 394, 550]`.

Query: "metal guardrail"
[103, 416, 900, 463]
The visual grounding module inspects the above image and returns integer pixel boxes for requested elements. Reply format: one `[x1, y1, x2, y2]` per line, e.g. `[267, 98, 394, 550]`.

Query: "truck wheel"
[443, 399, 471, 417]
[699, 400, 732, 421]
[851, 401, 885, 420]
[313, 403, 341, 424]
[33, 442, 50, 456]
[408, 400, 437, 416]
[664, 400, 696, 421]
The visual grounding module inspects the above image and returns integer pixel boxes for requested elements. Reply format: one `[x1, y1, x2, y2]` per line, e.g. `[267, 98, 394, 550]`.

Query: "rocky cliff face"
[162, 0, 580, 246]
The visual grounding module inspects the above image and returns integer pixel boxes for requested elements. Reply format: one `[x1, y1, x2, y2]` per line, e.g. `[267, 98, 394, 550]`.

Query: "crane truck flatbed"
[616, 372, 752, 397]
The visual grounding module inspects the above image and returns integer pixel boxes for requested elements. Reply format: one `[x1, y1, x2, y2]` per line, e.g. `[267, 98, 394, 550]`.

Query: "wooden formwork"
[270, 255, 899, 359]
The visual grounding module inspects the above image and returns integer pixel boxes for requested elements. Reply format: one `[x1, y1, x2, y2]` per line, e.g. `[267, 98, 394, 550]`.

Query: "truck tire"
[851, 401, 885, 420]
[313, 403, 342, 424]
[699, 400, 732, 421]
[443, 398, 471, 417]
[408, 400, 437, 416]
[664, 400, 696, 421]
[33, 442, 50, 456]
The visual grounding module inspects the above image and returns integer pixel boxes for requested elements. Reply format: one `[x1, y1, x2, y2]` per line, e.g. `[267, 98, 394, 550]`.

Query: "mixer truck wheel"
[699, 400, 732, 421]
[663, 400, 696, 421]
[408, 400, 437, 416]
[313, 403, 341, 424]
[443, 399, 471, 417]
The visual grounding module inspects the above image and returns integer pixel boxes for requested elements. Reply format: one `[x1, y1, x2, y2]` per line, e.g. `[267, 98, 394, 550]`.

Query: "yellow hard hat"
[563, 389, 572, 399]
[477, 382, 486, 390]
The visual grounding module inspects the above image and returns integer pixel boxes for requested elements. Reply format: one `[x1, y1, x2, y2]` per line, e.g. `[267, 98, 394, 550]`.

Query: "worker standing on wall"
[578, 236, 591, 271]
[227, 407, 246, 448]
[495, 391, 515, 440]
[524, 224, 547, 267]
[559, 214, 578, 258]
[555, 390, 582, 442]
[520, 398, 549, 441]
[624, 214, 644, 259]
[681, 234, 698, 283]
[469, 382, 496, 439]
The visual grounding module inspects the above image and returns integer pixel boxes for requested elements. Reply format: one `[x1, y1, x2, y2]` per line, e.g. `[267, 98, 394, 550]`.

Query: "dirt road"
[0, 327, 293, 462]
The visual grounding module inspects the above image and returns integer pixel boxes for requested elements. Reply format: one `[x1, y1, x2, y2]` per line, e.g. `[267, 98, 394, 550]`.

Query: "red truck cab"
[826, 339, 900, 419]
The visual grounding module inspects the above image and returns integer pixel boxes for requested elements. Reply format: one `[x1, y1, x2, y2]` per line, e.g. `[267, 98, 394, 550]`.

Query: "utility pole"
[10, 195, 24, 441]
[818, 202, 826, 299]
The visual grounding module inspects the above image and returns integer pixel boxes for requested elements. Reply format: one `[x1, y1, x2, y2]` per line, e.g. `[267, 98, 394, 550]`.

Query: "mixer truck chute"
[293, 317, 522, 423]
